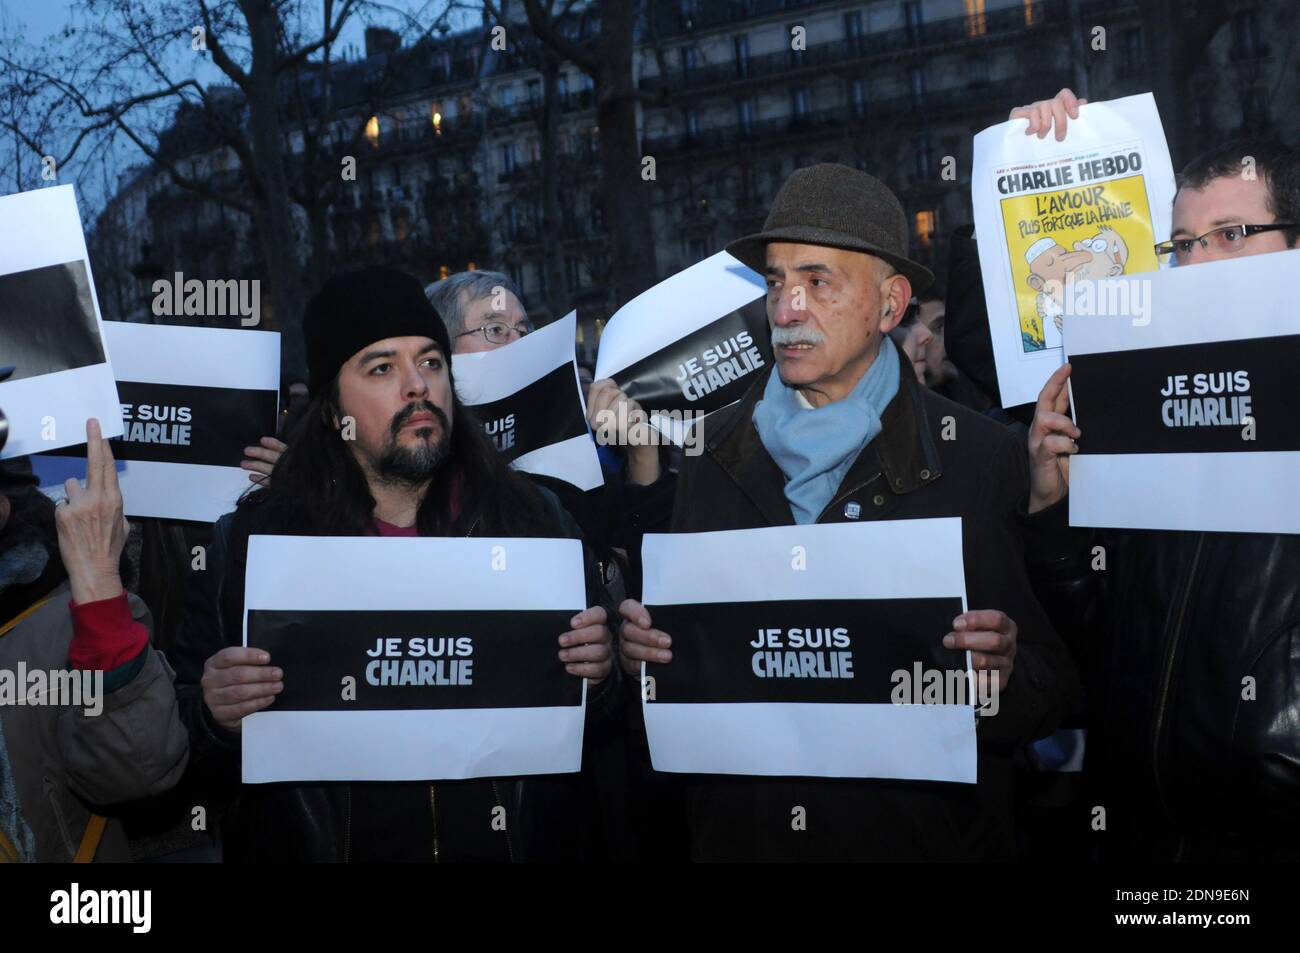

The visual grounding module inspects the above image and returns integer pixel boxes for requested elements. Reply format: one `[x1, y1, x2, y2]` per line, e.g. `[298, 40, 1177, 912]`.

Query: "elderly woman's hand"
[54, 418, 127, 604]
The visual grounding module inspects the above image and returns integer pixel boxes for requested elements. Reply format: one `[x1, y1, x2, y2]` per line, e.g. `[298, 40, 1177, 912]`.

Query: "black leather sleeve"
[607, 470, 678, 600]
[534, 485, 624, 727]
[1021, 496, 1110, 671]
[971, 431, 1083, 747]
[170, 512, 243, 796]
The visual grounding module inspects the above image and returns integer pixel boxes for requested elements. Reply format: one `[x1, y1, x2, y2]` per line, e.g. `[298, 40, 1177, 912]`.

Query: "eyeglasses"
[1155, 223, 1296, 264]
[455, 320, 535, 345]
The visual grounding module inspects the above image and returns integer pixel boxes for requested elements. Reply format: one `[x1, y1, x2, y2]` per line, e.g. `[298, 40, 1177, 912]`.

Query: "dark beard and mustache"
[375, 400, 452, 486]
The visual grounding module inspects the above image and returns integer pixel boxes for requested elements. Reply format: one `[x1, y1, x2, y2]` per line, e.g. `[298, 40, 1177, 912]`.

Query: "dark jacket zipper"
[342, 514, 481, 865]
[429, 784, 440, 862]
[344, 784, 351, 863]
[1150, 532, 1204, 857]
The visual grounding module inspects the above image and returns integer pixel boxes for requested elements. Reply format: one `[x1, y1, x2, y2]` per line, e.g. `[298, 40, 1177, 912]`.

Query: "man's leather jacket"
[1026, 501, 1300, 861]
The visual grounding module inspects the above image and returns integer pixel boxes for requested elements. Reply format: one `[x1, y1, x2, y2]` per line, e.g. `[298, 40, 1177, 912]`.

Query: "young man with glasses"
[1020, 88, 1300, 861]
[1155, 145, 1296, 266]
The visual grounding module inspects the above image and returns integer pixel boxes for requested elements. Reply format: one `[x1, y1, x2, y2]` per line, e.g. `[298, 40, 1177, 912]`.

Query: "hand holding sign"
[943, 609, 1018, 693]
[1010, 87, 1087, 141]
[241, 435, 287, 486]
[586, 379, 661, 486]
[202, 646, 284, 733]
[558, 606, 613, 683]
[55, 418, 128, 605]
[1028, 362, 1080, 513]
[617, 598, 672, 675]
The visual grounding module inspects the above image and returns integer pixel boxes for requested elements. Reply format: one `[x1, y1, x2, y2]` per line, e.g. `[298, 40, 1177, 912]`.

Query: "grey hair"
[424, 270, 524, 337]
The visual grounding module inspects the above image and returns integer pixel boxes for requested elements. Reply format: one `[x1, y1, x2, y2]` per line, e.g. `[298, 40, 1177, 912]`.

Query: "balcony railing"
[487, 89, 597, 125]
[641, 74, 1074, 157]
[650, 0, 831, 38]
[498, 160, 542, 184]
[350, 113, 482, 157]
[642, 0, 1088, 93]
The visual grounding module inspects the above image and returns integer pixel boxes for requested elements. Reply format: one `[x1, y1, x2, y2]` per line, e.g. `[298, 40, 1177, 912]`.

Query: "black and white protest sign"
[455, 310, 602, 491]
[1067, 249, 1300, 533]
[641, 520, 976, 782]
[0, 186, 123, 457]
[594, 251, 769, 444]
[241, 535, 588, 783]
[33, 322, 280, 522]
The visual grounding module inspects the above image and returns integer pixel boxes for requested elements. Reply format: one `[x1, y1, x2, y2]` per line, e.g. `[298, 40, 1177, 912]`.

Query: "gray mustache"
[771, 327, 826, 347]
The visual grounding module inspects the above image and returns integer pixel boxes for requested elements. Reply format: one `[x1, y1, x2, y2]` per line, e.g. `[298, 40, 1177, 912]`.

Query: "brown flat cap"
[726, 163, 934, 294]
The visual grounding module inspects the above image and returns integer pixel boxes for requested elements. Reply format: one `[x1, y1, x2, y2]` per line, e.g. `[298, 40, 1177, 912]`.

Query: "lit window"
[439, 264, 450, 280]
[964, 0, 986, 36]
[431, 107, 442, 135]
[915, 210, 936, 247]
[1023, 0, 1034, 27]
[365, 115, 380, 146]
[466, 261, 477, 271]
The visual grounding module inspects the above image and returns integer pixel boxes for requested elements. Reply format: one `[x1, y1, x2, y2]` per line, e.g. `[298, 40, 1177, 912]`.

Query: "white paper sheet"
[31, 322, 280, 522]
[594, 251, 766, 380]
[1066, 248, 1300, 533]
[594, 252, 767, 445]
[454, 310, 603, 491]
[241, 535, 588, 783]
[0, 185, 123, 456]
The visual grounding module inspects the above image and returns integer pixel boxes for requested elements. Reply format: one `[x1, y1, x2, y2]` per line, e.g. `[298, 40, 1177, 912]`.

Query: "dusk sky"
[0, 0, 479, 209]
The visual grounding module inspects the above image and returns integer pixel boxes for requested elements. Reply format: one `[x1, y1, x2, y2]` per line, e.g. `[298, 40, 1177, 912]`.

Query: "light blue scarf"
[753, 335, 901, 524]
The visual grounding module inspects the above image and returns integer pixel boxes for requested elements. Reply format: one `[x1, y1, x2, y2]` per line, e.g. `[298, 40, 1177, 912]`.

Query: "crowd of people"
[1, 88, 1297, 863]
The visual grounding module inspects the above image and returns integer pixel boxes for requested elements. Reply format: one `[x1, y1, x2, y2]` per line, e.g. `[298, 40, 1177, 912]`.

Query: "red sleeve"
[67, 591, 148, 672]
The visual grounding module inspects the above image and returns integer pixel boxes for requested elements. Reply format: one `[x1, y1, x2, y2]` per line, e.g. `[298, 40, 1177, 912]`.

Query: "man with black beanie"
[170, 265, 618, 862]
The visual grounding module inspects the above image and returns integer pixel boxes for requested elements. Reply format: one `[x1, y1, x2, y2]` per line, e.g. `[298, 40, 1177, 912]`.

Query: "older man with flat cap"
[618, 164, 1080, 861]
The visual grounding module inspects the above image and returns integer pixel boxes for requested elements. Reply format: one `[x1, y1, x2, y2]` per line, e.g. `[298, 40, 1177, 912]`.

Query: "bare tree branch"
[520, 0, 597, 76]
[197, 0, 254, 95]
[276, 0, 357, 73]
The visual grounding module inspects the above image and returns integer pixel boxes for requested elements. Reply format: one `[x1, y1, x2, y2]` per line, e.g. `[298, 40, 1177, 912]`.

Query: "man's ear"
[1027, 274, 1045, 291]
[878, 274, 912, 334]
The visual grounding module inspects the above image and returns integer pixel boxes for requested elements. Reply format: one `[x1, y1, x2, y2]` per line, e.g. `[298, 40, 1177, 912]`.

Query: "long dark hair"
[238, 380, 559, 539]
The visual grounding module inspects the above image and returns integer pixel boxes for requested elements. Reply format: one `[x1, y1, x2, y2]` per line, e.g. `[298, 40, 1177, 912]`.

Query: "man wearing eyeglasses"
[426, 270, 536, 352]
[1020, 88, 1300, 861]
[425, 271, 663, 487]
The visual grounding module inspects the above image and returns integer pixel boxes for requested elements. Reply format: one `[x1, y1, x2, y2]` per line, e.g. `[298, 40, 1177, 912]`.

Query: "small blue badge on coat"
[844, 501, 861, 520]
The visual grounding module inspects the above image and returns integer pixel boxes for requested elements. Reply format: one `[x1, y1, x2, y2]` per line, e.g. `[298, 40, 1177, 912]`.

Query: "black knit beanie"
[303, 266, 452, 397]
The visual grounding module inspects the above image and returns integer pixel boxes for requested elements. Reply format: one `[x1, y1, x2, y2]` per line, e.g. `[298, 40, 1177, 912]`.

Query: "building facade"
[89, 0, 1298, 364]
